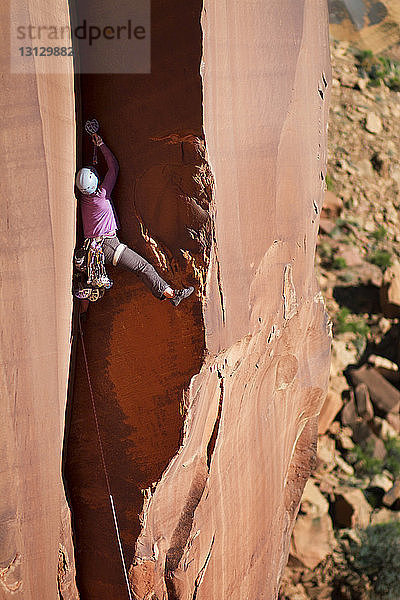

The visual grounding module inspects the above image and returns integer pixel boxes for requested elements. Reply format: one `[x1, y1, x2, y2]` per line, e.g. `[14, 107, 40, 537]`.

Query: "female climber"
[75, 132, 194, 306]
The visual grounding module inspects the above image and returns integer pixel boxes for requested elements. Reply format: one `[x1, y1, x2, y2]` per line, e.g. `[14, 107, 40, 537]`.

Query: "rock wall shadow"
[64, 2, 206, 598]
[333, 284, 381, 314]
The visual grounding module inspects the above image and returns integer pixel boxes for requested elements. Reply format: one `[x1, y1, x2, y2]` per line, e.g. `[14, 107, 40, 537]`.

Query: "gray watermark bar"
[10, 0, 150, 74]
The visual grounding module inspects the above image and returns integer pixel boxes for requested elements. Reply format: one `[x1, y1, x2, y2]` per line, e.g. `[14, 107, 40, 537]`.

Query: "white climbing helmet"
[76, 167, 98, 194]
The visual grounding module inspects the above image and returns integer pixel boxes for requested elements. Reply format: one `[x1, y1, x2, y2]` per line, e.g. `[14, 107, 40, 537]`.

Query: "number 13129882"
[18, 47, 73, 56]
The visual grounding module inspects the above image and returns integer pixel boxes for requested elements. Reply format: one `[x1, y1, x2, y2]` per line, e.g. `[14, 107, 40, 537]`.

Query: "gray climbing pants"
[102, 235, 170, 299]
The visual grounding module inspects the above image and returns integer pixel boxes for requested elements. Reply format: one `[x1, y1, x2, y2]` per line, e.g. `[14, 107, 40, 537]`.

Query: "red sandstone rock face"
[0, 1, 78, 598]
[132, 1, 332, 598]
[1, 0, 331, 598]
[65, 1, 331, 599]
[65, 3, 208, 597]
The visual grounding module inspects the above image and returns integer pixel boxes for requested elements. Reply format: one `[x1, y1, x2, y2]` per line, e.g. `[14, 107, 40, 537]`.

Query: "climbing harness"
[86, 238, 113, 289]
[74, 246, 87, 273]
[78, 313, 133, 600]
[73, 238, 113, 302]
[85, 118, 100, 165]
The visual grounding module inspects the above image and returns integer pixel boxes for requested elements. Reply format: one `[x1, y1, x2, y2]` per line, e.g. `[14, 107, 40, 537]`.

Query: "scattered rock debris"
[280, 37, 400, 600]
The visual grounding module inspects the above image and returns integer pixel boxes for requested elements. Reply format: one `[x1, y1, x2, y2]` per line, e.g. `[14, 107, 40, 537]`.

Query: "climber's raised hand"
[92, 133, 103, 147]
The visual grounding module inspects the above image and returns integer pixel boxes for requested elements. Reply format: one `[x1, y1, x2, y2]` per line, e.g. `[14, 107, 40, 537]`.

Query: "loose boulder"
[355, 158, 374, 180]
[370, 508, 400, 525]
[372, 416, 398, 440]
[354, 383, 374, 421]
[365, 433, 387, 460]
[336, 426, 354, 451]
[383, 481, 400, 510]
[316, 436, 336, 474]
[322, 191, 343, 219]
[335, 455, 354, 476]
[368, 354, 398, 372]
[331, 338, 358, 375]
[371, 152, 389, 177]
[319, 218, 336, 235]
[386, 413, 400, 434]
[369, 473, 393, 494]
[341, 394, 359, 429]
[340, 72, 358, 88]
[301, 479, 330, 516]
[352, 421, 374, 445]
[348, 364, 400, 416]
[365, 112, 382, 134]
[290, 480, 336, 569]
[318, 390, 343, 435]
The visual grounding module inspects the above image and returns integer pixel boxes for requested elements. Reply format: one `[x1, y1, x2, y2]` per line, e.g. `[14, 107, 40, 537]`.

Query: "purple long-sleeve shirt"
[80, 143, 120, 238]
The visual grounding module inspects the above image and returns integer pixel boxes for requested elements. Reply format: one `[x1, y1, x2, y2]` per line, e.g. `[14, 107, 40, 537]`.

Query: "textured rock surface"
[65, 3, 208, 597]
[1, 1, 331, 599]
[290, 480, 336, 570]
[133, 1, 332, 598]
[64, 1, 331, 599]
[0, 1, 78, 598]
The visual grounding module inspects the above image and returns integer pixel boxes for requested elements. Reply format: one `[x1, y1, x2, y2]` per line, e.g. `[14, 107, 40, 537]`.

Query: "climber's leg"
[103, 236, 171, 299]
[118, 247, 173, 299]
[103, 236, 195, 304]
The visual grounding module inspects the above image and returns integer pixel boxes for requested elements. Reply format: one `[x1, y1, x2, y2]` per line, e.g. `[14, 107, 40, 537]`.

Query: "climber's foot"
[170, 286, 194, 306]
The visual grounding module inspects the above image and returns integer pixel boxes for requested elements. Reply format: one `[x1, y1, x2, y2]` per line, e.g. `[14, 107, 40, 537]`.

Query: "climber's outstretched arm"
[93, 133, 119, 196]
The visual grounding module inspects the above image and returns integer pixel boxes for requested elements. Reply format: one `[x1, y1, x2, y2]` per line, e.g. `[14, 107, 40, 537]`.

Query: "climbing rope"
[78, 312, 133, 600]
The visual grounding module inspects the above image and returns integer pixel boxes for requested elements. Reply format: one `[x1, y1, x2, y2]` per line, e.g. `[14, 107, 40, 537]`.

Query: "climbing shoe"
[170, 286, 194, 306]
